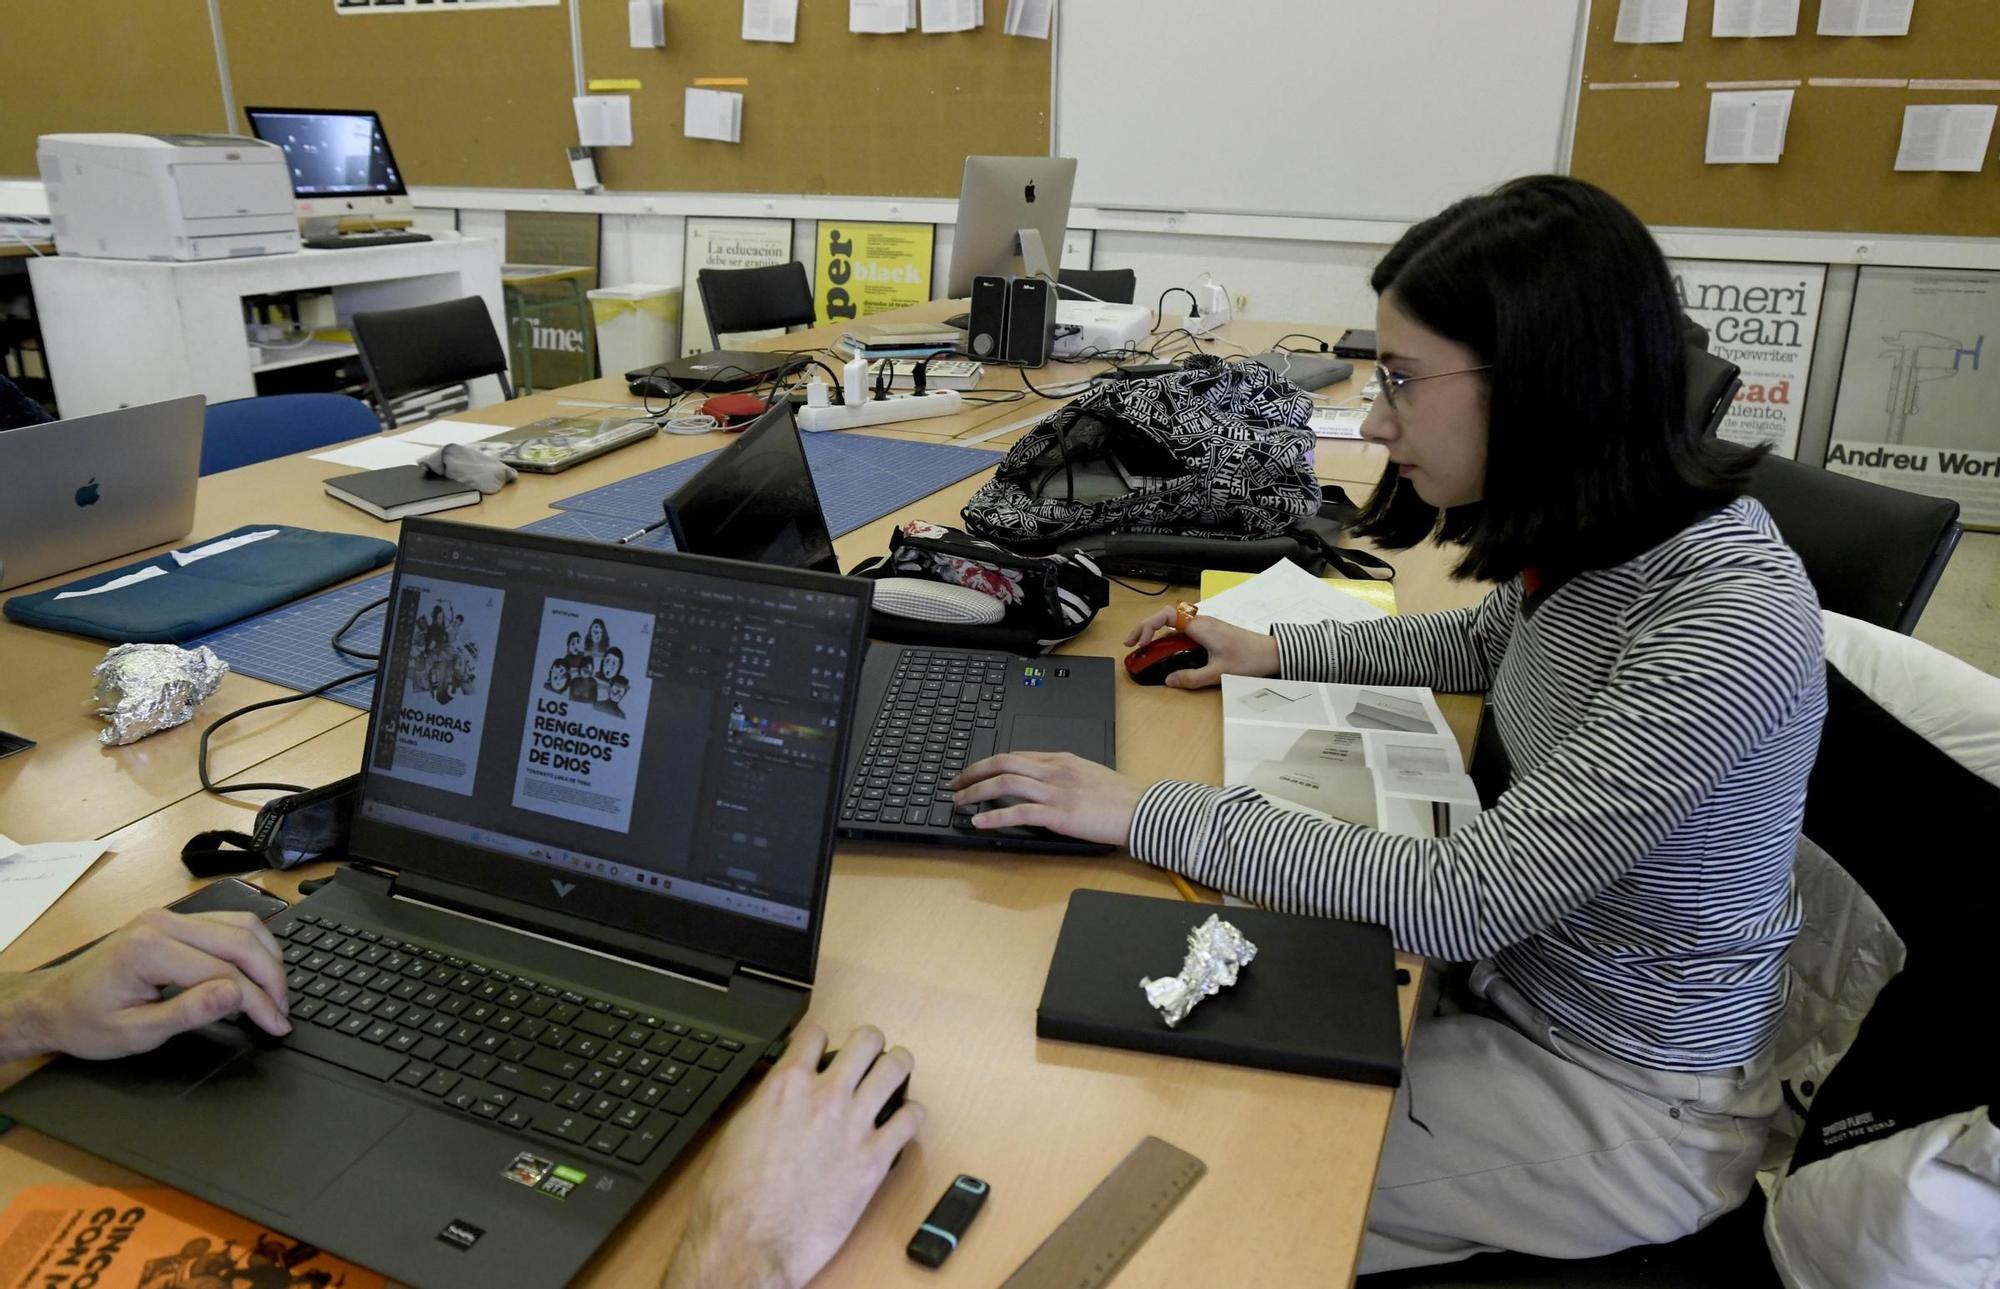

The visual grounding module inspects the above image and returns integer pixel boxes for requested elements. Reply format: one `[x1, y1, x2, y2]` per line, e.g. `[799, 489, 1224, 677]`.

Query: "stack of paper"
[572, 95, 634, 148]
[1706, 90, 1794, 164]
[1895, 104, 1996, 172]
[685, 88, 745, 143]
[1308, 405, 1369, 439]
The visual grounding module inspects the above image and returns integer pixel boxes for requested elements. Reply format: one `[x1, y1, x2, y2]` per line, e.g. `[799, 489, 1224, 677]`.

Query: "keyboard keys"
[498, 1038, 534, 1063]
[283, 1021, 408, 1081]
[588, 1126, 628, 1154]
[361, 1020, 397, 1045]
[526, 1048, 585, 1081]
[394, 1063, 433, 1088]
[531, 1107, 599, 1145]
[576, 1013, 623, 1040]
[501, 1106, 534, 1131]
[612, 1103, 648, 1131]
[435, 1045, 471, 1071]
[421, 1070, 461, 1098]
[462, 1053, 498, 1081]
[698, 1047, 733, 1073]
[615, 1112, 676, 1165]
[491, 1064, 562, 1101]
[557, 1085, 592, 1111]
[586, 1094, 620, 1120]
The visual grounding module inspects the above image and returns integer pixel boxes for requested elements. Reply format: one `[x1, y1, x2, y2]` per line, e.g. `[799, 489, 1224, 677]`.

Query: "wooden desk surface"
[0, 305, 1477, 1288]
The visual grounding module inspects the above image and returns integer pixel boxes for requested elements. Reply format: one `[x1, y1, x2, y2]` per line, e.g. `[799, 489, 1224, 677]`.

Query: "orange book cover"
[0, 1185, 385, 1289]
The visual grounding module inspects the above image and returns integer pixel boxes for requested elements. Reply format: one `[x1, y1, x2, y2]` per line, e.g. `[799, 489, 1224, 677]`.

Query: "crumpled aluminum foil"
[92, 643, 230, 746]
[1140, 914, 1258, 1028]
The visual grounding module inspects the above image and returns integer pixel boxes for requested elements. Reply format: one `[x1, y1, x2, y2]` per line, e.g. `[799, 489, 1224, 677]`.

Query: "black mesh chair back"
[696, 263, 816, 342]
[351, 296, 515, 429]
[1056, 268, 1138, 304]
[1746, 453, 1961, 634]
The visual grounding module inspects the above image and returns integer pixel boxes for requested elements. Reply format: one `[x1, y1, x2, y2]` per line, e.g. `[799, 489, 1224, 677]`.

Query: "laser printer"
[36, 133, 300, 261]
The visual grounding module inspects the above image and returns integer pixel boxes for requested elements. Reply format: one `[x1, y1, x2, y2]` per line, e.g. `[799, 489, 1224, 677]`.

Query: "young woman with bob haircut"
[954, 175, 1826, 1270]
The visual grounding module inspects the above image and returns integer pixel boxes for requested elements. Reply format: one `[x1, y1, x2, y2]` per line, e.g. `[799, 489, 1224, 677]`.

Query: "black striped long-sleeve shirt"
[1129, 499, 1826, 1072]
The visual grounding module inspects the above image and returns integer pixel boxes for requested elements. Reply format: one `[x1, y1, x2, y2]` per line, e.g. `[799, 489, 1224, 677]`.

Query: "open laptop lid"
[664, 402, 840, 575]
[347, 519, 869, 987]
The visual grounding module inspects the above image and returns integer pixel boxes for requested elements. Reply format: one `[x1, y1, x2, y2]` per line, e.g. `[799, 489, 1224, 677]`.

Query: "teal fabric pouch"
[3, 525, 395, 643]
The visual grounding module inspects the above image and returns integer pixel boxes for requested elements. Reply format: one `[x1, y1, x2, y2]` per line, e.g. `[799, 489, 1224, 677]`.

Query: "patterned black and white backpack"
[961, 356, 1320, 551]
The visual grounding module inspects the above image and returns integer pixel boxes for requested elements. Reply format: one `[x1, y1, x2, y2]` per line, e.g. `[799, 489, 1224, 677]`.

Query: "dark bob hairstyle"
[1352, 175, 1757, 584]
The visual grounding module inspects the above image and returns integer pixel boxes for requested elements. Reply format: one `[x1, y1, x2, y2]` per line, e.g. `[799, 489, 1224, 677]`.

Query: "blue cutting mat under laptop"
[551, 432, 1002, 528]
[190, 572, 392, 710]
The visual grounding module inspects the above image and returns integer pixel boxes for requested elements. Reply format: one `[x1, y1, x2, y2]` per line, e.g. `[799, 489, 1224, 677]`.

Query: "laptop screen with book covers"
[357, 525, 858, 932]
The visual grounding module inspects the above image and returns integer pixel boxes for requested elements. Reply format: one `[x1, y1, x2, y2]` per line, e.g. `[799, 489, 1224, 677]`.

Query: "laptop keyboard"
[840, 649, 1009, 832]
[272, 912, 743, 1168]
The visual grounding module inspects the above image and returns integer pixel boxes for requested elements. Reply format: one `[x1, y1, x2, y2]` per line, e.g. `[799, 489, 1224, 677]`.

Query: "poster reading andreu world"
[513, 599, 656, 834]
[376, 577, 504, 797]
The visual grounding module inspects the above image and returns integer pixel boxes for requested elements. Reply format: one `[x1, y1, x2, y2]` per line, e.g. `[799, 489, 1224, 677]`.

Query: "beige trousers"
[1359, 962, 1780, 1275]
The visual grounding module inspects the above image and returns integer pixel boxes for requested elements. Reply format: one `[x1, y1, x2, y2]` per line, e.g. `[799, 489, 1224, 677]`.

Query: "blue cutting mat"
[518, 510, 679, 551]
[190, 572, 393, 711]
[552, 433, 1001, 530]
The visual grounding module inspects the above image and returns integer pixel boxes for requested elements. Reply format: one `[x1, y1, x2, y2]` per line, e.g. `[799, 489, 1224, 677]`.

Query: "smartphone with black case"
[0, 729, 34, 760]
[38, 878, 291, 969]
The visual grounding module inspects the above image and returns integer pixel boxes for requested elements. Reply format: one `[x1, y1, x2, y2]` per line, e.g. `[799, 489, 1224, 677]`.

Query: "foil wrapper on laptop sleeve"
[93, 642, 229, 745]
[1140, 914, 1258, 1028]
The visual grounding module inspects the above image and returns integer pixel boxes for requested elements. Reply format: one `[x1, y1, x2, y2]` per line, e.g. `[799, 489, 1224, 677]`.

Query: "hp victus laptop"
[0, 395, 203, 591]
[662, 403, 1118, 853]
[626, 349, 796, 397]
[0, 519, 872, 1289]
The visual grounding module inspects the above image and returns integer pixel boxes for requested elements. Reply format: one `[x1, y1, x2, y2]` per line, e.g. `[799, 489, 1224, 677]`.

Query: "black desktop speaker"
[1005, 277, 1057, 368]
[967, 275, 1010, 360]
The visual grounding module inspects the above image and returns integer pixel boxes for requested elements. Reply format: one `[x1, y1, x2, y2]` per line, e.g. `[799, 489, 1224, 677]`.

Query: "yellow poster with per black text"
[813, 221, 935, 325]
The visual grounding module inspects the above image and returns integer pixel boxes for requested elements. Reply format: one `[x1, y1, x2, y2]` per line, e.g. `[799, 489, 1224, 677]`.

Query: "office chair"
[1055, 267, 1138, 305]
[200, 393, 380, 475]
[1687, 346, 1742, 440]
[696, 263, 816, 344]
[1361, 624, 1998, 1289]
[1746, 454, 1961, 634]
[351, 296, 515, 429]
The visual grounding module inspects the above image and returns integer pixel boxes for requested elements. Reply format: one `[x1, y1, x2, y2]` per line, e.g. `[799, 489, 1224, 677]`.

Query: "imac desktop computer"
[243, 107, 430, 248]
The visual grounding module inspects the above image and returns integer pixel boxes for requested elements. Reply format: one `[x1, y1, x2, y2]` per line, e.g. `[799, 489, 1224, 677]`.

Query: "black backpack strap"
[1293, 523, 1397, 581]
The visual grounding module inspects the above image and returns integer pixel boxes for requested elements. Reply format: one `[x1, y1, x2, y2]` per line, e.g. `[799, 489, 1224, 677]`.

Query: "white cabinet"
[29, 237, 506, 417]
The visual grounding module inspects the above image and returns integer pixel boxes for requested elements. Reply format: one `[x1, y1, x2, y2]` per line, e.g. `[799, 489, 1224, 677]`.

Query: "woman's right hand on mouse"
[1125, 609, 1280, 690]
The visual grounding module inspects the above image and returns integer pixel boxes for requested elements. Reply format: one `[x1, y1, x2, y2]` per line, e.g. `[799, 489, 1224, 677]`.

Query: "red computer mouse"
[1124, 634, 1209, 685]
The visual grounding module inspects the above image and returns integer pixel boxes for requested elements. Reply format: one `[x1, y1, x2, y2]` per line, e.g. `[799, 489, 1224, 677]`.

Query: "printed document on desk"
[0, 833, 109, 955]
[1222, 678, 1478, 840]
[1197, 558, 1390, 630]
[685, 88, 745, 143]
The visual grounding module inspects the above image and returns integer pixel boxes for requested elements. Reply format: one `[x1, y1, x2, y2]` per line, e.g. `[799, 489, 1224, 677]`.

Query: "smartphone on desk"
[0, 729, 35, 761]
[38, 877, 290, 970]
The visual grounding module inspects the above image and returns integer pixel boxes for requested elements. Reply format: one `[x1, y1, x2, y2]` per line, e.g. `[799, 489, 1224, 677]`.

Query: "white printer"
[37, 133, 300, 261]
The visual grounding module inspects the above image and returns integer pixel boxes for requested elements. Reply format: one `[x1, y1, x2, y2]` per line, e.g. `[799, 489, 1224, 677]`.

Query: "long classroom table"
[0, 304, 1486, 1286]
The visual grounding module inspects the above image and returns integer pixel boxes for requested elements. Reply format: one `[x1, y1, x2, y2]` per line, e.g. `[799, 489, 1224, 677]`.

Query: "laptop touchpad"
[128, 1041, 409, 1215]
[1008, 716, 1108, 765]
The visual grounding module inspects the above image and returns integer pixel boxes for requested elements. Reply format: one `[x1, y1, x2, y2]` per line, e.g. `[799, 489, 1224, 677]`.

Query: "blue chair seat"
[201, 393, 381, 475]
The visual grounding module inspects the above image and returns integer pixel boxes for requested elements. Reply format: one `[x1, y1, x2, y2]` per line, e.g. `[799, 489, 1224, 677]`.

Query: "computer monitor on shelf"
[243, 107, 414, 230]
[943, 155, 1077, 299]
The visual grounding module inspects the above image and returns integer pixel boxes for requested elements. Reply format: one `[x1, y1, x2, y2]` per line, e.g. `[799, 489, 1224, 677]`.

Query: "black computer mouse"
[1124, 635, 1209, 685]
[819, 1049, 910, 1128]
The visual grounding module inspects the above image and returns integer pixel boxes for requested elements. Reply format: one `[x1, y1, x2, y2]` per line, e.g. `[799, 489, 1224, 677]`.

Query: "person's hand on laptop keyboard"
[952, 750, 1147, 846]
[0, 910, 290, 1063]
[664, 1023, 921, 1289]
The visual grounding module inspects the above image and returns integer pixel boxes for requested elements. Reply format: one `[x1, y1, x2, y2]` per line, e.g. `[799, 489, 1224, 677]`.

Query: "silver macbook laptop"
[0, 396, 204, 592]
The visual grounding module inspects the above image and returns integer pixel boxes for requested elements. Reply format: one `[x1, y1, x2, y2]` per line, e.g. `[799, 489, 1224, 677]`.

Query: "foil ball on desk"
[1140, 914, 1258, 1028]
[92, 643, 230, 746]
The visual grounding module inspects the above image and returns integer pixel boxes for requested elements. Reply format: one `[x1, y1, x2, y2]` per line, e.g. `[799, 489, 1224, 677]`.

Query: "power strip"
[796, 390, 962, 432]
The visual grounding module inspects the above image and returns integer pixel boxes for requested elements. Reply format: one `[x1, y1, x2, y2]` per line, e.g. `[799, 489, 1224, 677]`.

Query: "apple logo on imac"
[1024, 181, 1036, 204]
[75, 478, 100, 507]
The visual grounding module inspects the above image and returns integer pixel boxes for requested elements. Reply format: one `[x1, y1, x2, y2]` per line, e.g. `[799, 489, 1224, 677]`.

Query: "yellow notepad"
[1198, 569, 1398, 616]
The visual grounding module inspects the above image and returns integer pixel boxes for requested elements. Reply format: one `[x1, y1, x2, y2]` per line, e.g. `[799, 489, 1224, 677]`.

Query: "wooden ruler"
[1001, 1136, 1207, 1288]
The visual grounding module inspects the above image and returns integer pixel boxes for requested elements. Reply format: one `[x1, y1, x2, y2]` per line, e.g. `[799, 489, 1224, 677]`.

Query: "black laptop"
[626, 349, 796, 396]
[663, 403, 1118, 854]
[0, 519, 871, 1289]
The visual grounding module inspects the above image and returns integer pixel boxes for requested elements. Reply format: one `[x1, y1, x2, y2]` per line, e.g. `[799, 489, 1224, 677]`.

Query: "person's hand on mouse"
[0, 909, 290, 1064]
[951, 751, 1148, 846]
[665, 1024, 922, 1289]
[1125, 608, 1280, 690]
